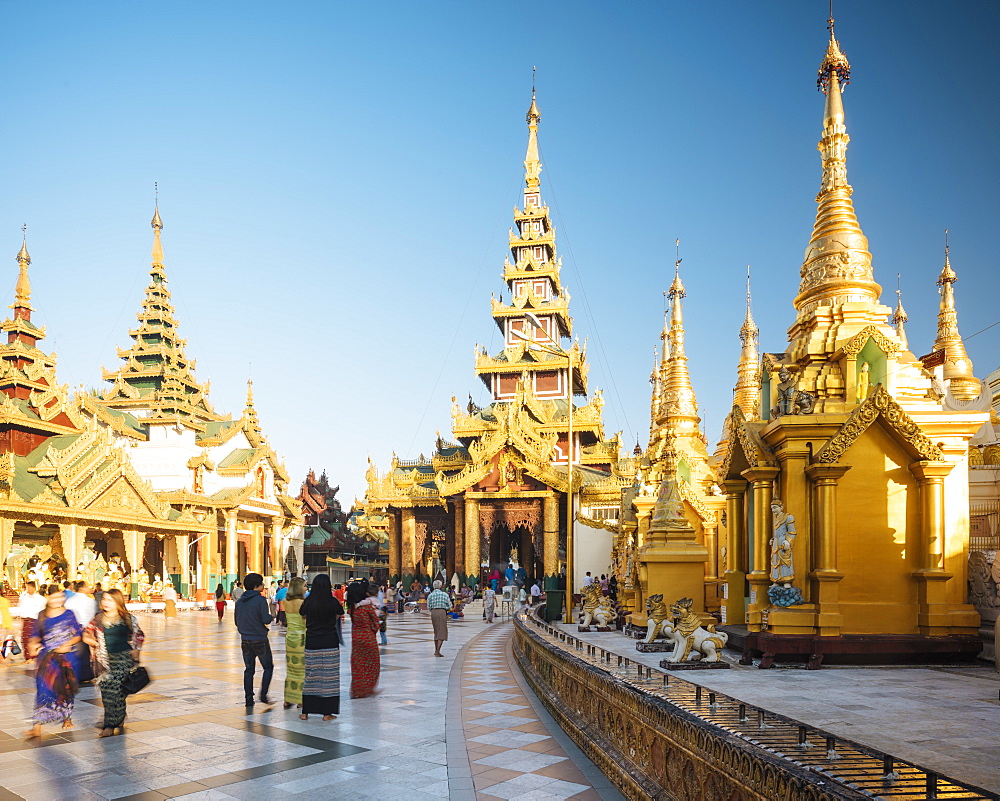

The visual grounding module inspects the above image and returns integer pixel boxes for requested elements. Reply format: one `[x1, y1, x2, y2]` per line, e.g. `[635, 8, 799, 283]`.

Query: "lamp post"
[511, 316, 576, 623]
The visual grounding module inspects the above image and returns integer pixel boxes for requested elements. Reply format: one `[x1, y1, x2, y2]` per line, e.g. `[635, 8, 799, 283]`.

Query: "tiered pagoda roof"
[99, 207, 221, 427]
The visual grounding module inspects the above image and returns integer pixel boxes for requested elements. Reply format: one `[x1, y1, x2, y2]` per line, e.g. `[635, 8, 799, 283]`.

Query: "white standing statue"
[769, 499, 796, 584]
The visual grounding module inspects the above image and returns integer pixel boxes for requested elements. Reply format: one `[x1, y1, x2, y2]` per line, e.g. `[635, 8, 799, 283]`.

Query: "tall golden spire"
[795, 15, 881, 313]
[933, 232, 978, 401]
[13, 226, 32, 312]
[244, 377, 262, 434]
[151, 202, 164, 270]
[891, 275, 909, 351]
[734, 266, 761, 419]
[524, 79, 542, 190]
[659, 242, 700, 435]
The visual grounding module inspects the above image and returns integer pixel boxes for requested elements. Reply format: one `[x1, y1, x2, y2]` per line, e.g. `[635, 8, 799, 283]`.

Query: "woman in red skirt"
[215, 584, 226, 621]
[349, 584, 381, 698]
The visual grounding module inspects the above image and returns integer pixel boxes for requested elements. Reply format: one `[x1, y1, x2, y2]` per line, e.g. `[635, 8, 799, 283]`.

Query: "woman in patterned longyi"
[83, 589, 144, 738]
[349, 584, 381, 699]
[282, 577, 306, 709]
[299, 574, 343, 721]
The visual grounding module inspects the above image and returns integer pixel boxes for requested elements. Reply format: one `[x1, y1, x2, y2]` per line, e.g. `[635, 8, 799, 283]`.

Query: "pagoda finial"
[13, 224, 32, 311]
[933, 230, 978, 400]
[244, 376, 262, 432]
[524, 74, 542, 190]
[659, 243, 699, 435]
[796, 13, 880, 313]
[734, 266, 761, 419]
[151, 190, 164, 270]
[891, 273, 909, 351]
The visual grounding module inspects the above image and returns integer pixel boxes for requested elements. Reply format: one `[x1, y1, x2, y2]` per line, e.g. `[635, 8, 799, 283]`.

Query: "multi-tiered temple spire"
[658, 250, 700, 438]
[795, 16, 881, 314]
[891, 278, 909, 352]
[733, 267, 761, 419]
[101, 206, 217, 422]
[933, 234, 978, 400]
[474, 91, 587, 409]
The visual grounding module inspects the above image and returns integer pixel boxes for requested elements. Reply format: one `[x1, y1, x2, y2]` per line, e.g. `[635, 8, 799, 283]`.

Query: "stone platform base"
[723, 626, 984, 669]
[578, 625, 612, 632]
[635, 641, 672, 653]
[659, 659, 731, 670]
[623, 624, 645, 640]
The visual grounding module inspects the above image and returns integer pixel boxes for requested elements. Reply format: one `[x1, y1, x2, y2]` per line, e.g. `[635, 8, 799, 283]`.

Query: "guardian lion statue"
[579, 583, 614, 628]
[642, 594, 673, 643]
[664, 597, 728, 663]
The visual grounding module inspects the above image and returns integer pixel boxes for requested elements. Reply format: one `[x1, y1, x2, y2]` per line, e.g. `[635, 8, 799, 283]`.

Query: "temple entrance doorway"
[487, 524, 535, 585]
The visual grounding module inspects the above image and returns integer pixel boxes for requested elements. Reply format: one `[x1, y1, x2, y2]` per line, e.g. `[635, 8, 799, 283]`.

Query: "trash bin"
[543, 576, 563, 622]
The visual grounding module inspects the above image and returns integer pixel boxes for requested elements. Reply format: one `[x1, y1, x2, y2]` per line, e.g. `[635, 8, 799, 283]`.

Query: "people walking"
[83, 589, 144, 737]
[299, 574, 343, 721]
[282, 577, 306, 710]
[231, 581, 244, 601]
[427, 580, 451, 657]
[162, 582, 178, 624]
[25, 585, 83, 738]
[215, 584, 226, 622]
[275, 581, 288, 627]
[349, 585, 381, 698]
[484, 585, 497, 623]
[234, 573, 274, 707]
[18, 581, 45, 662]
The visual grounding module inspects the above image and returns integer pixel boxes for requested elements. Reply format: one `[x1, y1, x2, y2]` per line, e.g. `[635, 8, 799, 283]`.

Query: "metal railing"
[515, 608, 998, 801]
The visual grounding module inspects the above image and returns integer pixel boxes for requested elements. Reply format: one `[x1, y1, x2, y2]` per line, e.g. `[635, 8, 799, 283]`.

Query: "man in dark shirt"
[234, 572, 273, 706]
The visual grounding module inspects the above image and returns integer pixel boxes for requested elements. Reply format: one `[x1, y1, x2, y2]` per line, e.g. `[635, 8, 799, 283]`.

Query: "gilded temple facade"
[365, 94, 629, 590]
[0, 236, 212, 599]
[74, 208, 303, 595]
[713, 21, 988, 662]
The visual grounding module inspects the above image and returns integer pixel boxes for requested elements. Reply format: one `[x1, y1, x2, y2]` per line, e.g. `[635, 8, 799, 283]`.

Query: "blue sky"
[1, 1, 997, 502]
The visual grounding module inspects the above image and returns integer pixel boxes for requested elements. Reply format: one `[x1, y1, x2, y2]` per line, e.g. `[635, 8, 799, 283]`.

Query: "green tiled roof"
[198, 420, 237, 442]
[218, 448, 257, 468]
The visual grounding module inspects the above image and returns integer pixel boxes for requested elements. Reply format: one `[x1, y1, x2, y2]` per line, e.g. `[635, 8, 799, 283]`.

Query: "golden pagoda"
[365, 92, 630, 594]
[619, 253, 724, 628]
[0, 233, 208, 596]
[715, 17, 988, 665]
[78, 208, 302, 596]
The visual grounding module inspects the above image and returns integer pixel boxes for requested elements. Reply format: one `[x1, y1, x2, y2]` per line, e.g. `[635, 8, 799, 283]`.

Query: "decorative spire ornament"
[659, 240, 700, 436]
[891, 274, 909, 351]
[796, 14, 880, 314]
[933, 230, 978, 401]
[734, 266, 761, 419]
[13, 225, 32, 312]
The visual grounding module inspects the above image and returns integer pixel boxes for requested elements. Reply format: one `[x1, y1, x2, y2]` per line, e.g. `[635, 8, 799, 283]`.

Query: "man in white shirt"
[582, 572, 594, 587]
[65, 581, 97, 627]
[530, 582, 541, 601]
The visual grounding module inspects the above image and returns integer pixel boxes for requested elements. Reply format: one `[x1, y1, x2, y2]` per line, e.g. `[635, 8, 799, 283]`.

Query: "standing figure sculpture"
[769, 499, 796, 584]
[857, 362, 871, 403]
[775, 367, 797, 416]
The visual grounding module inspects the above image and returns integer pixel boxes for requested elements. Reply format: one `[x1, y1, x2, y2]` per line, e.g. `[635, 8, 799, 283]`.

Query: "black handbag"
[121, 664, 151, 696]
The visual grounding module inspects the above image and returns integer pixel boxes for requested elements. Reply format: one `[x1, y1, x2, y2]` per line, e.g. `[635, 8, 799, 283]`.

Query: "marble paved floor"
[0, 607, 618, 800]
[563, 623, 1000, 794]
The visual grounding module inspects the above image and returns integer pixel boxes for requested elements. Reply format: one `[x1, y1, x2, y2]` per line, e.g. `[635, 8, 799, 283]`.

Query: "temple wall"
[836, 425, 920, 634]
[575, 520, 613, 588]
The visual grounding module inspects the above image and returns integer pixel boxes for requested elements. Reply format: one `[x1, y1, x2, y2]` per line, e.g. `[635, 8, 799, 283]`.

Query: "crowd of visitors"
[4, 565, 551, 741]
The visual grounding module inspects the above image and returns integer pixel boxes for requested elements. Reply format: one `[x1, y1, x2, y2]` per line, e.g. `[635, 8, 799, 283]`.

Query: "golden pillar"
[0, 518, 13, 588]
[123, 530, 147, 599]
[910, 460, 955, 634]
[388, 510, 401, 580]
[59, 523, 85, 581]
[453, 499, 465, 578]
[703, 496, 726, 613]
[742, 466, 779, 631]
[225, 510, 239, 587]
[401, 508, 416, 576]
[175, 534, 191, 596]
[721, 480, 747, 626]
[270, 519, 284, 580]
[805, 463, 850, 635]
[248, 520, 264, 574]
[464, 498, 480, 583]
[542, 494, 559, 577]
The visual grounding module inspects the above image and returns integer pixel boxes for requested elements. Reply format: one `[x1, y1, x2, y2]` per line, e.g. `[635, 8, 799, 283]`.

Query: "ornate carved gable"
[718, 405, 777, 480]
[814, 384, 944, 463]
[839, 325, 900, 358]
[90, 476, 160, 517]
